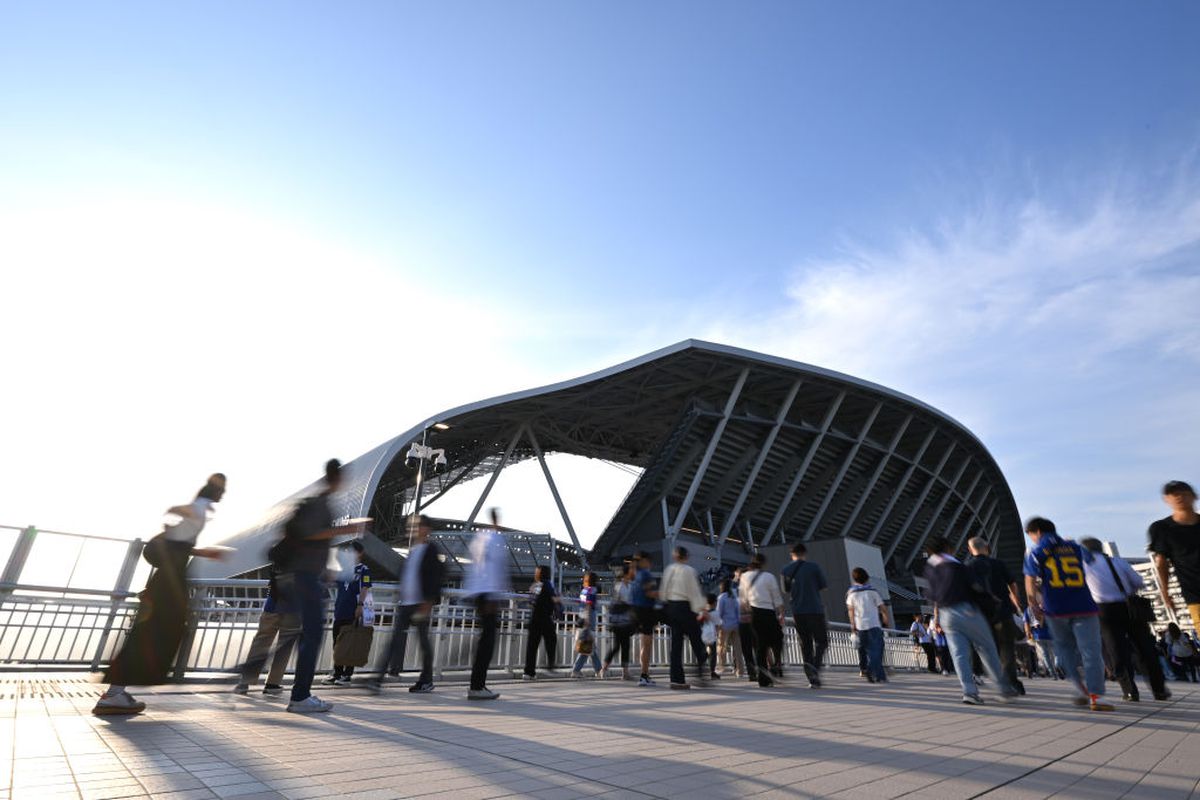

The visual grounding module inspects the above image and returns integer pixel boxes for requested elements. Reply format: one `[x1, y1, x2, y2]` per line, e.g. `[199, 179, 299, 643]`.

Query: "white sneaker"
[92, 691, 145, 716]
[467, 688, 500, 701]
[287, 695, 333, 713]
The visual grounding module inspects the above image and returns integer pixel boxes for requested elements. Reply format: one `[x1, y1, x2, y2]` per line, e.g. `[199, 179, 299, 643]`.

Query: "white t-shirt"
[162, 498, 213, 544]
[846, 586, 884, 630]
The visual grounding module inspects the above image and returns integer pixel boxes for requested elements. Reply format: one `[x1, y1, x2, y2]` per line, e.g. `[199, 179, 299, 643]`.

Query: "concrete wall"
[760, 539, 891, 626]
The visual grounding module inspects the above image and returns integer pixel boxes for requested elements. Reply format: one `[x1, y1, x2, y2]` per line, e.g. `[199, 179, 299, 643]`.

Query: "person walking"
[846, 568, 889, 684]
[933, 623, 954, 675]
[739, 553, 785, 688]
[1077, 537, 1169, 701]
[1023, 606, 1058, 678]
[600, 562, 636, 680]
[324, 540, 371, 686]
[967, 537, 1025, 695]
[910, 614, 938, 674]
[235, 562, 299, 696]
[368, 514, 444, 693]
[278, 459, 356, 714]
[714, 579, 744, 677]
[93, 474, 229, 715]
[464, 508, 509, 700]
[1166, 622, 1198, 681]
[523, 565, 561, 680]
[781, 543, 829, 688]
[571, 572, 602, 677]
[630, 550, 659, 687]
[1024, 517, 1113, 712]
[1149, 480, 1200, 634]
[924, 536, 1017, 705]
[732, 566, 759, 683]
[661, 546, 711, 690]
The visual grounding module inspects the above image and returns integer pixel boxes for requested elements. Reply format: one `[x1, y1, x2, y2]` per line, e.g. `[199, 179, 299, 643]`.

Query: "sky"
[2, 2, 1199, 581]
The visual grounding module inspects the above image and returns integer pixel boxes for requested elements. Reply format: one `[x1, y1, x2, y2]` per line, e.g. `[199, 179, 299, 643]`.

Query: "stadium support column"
[527, 426, 588, 569]
[802, 402, 882, 541]
[761, 391, 845, 548]
[463, 426, 526, 531]
[866, 427, 936, 546]
[884, 441, 957, 564]
[666, 367, 749, 546]
[716, 379, 803, 555]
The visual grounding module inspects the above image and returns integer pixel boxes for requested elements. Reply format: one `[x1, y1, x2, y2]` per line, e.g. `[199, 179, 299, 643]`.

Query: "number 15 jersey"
[1024, 532, 1099, 617]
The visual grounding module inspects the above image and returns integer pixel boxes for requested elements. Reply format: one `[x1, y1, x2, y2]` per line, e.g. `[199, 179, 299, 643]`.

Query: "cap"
[1163, 480, 1195, 496]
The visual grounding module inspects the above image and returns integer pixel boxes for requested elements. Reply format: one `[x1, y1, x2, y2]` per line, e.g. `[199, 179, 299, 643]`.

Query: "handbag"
[1103, 555, 1155, 624]
[333, 623, 374, 667]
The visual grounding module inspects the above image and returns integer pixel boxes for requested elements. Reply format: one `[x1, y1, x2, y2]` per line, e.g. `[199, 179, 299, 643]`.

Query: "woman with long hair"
[93, 474, 229, 715]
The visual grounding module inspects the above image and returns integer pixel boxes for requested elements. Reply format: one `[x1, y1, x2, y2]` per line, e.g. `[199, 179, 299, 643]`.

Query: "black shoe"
[1122, 693, 1139, 702]
[1016, 681, 1026, 696]
[409, 682, 434, 693]
[758, 677, 775, 688]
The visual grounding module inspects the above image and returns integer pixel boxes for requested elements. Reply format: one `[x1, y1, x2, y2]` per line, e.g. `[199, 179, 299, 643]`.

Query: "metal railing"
[0, 578, 927, 677]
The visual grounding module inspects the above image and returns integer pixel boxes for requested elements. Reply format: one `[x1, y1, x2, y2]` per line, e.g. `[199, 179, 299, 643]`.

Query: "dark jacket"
[411, 541, 445, 604]
[923, 555, 974, 608]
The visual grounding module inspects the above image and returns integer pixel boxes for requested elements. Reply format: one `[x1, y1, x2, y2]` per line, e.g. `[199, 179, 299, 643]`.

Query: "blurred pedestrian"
[967, 537, 1025, 695]
[368, 514, 444, 693]
[1149, 481, 1200, 634]
[714, 578, 744, 677]
[631, 550, 659, 687]
[661, 546, 710, 690]
[910, 614, 937, 674]
[523, 564, 561, 680]
[571, 572, 602, 677]
[464, 508, 510, 700]
[846, 568, 888, 684]
[235, 562, 299, 696]
[740, 553, 785, 688]
[94, 474, 229, 715]
[600, 562, 636, 680]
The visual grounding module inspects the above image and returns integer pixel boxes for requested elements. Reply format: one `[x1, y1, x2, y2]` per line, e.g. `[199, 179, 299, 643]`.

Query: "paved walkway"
[1, 671, 1197, 800]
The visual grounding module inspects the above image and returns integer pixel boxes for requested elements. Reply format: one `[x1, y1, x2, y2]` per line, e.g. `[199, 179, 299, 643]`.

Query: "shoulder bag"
[1104, 555, 1156, 624]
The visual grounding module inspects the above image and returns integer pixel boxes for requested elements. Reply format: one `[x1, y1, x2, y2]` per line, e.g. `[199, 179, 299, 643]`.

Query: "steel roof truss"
[865, 427, 936, 546]
[884, 441, 957, 563]
[803, 402, 882, 541]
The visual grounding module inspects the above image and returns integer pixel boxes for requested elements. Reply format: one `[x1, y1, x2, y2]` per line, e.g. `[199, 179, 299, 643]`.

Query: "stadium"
[202, 340, 1022, 617]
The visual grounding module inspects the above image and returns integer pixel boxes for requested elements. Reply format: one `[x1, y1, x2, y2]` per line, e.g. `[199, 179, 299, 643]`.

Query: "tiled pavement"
[0, 671, 1197, 800]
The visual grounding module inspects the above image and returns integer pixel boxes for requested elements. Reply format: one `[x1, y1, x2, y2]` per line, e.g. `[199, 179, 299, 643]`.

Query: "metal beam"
[948, 480, 991, 552]
[931, 470, 984, 556]
[838, 415, 912, 539]
[464, 425, 526, 531]
[527, 426, 588, 569]
[668, 368, 750, 538]
[884, 442, 957, 563]
[802, 402, 882, 541]
[902, 455, 972, 568]
[865, 427, 936, 545]
[761, 391, 845, 548]
[716, 379, 803, 548]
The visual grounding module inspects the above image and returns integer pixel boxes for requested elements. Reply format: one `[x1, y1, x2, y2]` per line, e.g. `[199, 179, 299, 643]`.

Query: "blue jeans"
[939, 602, 1012, 698]
[1046, 614, 1106, 697]
[860, 627, 885, 681]
[286, 571, 326, 703]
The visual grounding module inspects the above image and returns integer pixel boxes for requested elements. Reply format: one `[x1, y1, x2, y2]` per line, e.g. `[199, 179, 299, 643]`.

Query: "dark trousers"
[792, 612, 828, 677]
[862, 627, 885, 681]
[377, 604, 434, 684]
[936, 645, 955, 673]
[738, 619, 758, 679]
[604, 625, 633, 667]
[288, 571, 325, 703]
[524, 615, 557, 676]
[666, 600, 707, 685]
[919, 642, 938, 672]
[331, 618, 356, 678]
[989, 614, 1021, 689]
[471, 596, 498, 691]
[751, 607, 782, 683]
[1098, 601, 1166, 698]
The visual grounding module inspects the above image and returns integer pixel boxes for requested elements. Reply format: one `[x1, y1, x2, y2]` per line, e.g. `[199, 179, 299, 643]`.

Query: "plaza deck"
[0, 671, 1196, 800]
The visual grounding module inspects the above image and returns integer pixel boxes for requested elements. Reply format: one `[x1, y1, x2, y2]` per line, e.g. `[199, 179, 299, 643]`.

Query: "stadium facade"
[201, 340, 1022, 602]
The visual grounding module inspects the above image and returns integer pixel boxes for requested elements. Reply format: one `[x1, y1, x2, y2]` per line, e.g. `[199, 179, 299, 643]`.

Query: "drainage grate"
[0, 676, 98, 700]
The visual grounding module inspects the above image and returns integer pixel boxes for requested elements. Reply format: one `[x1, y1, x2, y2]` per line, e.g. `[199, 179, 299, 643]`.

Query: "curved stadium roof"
[205, 340, 1022, 584]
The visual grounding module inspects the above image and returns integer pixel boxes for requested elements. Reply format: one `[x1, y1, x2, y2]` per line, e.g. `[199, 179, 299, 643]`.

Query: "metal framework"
[201, 340, 1024, 590]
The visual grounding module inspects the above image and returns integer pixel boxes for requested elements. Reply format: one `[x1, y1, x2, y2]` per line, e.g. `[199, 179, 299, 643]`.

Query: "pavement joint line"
[937, 694, 1188, 800]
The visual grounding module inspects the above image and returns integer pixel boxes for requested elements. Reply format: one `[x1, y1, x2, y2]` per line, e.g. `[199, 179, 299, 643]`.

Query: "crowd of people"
[92, 468, 1200, 718]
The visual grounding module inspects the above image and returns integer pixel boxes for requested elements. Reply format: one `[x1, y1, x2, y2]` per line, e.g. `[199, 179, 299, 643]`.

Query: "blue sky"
[2, 2, 1198, 563]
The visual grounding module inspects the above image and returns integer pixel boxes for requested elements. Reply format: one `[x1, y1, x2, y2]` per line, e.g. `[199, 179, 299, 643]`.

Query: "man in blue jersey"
[630, 550, 659, 687]
[1023, 517, 1114, 712]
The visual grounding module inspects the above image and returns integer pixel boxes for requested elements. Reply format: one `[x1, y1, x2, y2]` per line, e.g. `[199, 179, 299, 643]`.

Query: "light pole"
[405, 423, 449, 547]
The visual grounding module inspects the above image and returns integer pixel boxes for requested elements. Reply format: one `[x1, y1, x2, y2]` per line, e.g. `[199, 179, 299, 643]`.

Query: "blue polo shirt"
[630, 568, 656, 608]
[1023, 532, 1098, 618]
[334, 563, 371, 620]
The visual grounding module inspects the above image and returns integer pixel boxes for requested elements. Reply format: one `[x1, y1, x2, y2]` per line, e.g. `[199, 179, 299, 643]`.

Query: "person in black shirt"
[966, 537, 1025, 695]
[523, 565, 561, 679]
[1149, 480, 1200, 635]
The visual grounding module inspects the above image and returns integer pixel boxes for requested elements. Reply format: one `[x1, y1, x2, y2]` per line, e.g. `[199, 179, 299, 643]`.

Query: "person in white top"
[94, 474, 229, 715]
[739, 553, 786, 687]
[1079, 537, 1169, 702]
[464, 508, 511, 701]
[846, 567, 890, 684]
[660, 546, 711, 689]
